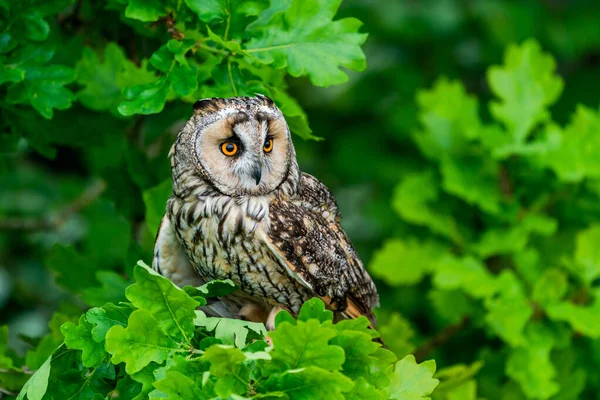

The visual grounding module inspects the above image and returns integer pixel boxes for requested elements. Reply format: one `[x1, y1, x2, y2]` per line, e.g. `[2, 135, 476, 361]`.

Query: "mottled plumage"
[153, 95, 379, 327]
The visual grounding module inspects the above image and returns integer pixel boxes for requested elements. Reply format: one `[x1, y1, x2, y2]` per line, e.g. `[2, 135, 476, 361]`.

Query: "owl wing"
[264, 173, 379, 326]
[153, 213, 206, 287]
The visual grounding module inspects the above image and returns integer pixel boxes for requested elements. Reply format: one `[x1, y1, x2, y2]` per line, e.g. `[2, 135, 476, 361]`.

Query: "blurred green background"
[2, 0, 600, 398]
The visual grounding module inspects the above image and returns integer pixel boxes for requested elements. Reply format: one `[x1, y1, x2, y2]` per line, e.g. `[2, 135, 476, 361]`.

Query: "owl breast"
[167, 195, 313, 313]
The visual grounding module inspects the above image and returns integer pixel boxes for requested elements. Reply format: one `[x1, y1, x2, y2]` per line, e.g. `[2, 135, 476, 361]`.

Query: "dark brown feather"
[265, 173, 379, 325]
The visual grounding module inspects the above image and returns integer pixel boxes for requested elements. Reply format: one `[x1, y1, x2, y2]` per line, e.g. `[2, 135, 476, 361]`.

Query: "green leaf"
[105, 309, 182, 374]
[194, 312, 266, 348]
[433, 362, 482, 399]
[246, 0, 367, 87]
[532, 268, 568, 306]
[392, 172, 463, 245]
[44, 244, 97, 292]
[126, 261, 199, 344]
[80, 270, 130, 306]
[112, 375, 143, 400]
[167, 39, 198, 65]
[188, 279, 238, 298]
[153, 370, 205, 399]
[484, 271, 533, 346]
[84, 199, 132, 266]
[0, 326, 14, 368]
[439, 380, 477, 400]
[386, 355, 439, 400]
[487, 39, 563, 151]
[428, 289, 475, 325]
[131, 364, 162, 400]
[170, 64, 198, 96]
[330, 326, 394, 383]
[370, 239, 448, 286]
[86, 303, 134, 343]
[118, 77, 170, 115]
[118, 40, 201, 116]
[6, 65, 76, 119]
[267, 85, 315, 140]
[439, 155, 502, 214]
[125, 0, 166, 21]
[187, 0, 243, 23]
[540, 106, 600, 182]
[546, 300, 600, 339]
[414, 78, 481, 159]
[60, 315, 107, 367]
[75, 43, 155, 114]
[506, 323, 559, 399]
[0, 62, 25, 84]
[25, 312, 71, 370]
[201, 58, 268, 98]
[551, 349, 587, 400]
[203, 345, 249, 397]
[20, 13, 50, 41]
[267, 319, 345, 372]
[345, 377, 386, 400]
[471, 213, 557, 258]
[573, 224, 600, 284]
[433, 256, 498, 299]
[260, 367, 353, 400]
[297, 297, 334, 323]
[186, 0, 267, 37]
[376, 313, 416, 358]
[16, 356, 51, 400]
[42, 346, 115, 399]
[274, 309, 296, 328]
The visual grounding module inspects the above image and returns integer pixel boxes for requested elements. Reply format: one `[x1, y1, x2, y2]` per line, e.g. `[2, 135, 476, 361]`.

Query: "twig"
[413, 317, 470, 362]
[499, 164, 512, 201]
[0, 179, 106, 231]
[0, 386, 17, 396]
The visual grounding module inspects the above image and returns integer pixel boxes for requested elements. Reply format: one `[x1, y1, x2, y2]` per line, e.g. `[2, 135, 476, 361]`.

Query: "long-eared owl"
[153, 95, 379, 328]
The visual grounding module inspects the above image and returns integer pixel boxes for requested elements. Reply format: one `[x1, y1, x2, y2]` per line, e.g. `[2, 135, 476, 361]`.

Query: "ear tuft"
[255, 93, 275, 106]
[193, 98, 220, 113]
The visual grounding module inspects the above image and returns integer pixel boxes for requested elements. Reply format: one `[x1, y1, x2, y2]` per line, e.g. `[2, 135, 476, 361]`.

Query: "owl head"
[171, 95, 299, 198]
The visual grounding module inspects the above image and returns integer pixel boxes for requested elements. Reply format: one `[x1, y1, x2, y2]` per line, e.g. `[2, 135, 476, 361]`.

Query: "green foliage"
[3, 0, 600, 399]
[371, 38, 600, 399]
[14, 262, 437, 399]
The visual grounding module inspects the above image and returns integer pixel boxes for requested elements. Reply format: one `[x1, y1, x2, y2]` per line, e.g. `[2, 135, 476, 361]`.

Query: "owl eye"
[221, 142, 238, 156]
[263, 138, 274, 153]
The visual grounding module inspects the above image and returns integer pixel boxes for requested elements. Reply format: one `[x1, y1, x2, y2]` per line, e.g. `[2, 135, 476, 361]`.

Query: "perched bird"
[153, 95, 379, 329]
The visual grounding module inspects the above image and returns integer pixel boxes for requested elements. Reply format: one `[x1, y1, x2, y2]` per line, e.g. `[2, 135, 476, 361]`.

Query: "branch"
[499, 164, 512, 201]
[0, 386, 17, 396]
[413, 317, 470, 362]
[0, 179, 106, 231]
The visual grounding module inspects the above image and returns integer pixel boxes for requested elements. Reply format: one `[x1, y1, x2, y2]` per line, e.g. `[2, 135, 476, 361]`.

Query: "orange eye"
[221, 142, 238, 156]
[264, 138, 274, 153]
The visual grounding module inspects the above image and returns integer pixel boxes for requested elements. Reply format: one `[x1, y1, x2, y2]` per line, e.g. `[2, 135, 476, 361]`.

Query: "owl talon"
[265, 335, 273, 346]
[266, 306, 285, 331]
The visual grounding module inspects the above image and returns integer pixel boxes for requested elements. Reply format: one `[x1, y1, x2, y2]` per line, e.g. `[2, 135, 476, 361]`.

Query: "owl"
[153, 95, 379, 329]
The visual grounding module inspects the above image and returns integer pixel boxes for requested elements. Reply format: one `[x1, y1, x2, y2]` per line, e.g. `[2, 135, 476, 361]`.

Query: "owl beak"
[251, 164, 262, 185]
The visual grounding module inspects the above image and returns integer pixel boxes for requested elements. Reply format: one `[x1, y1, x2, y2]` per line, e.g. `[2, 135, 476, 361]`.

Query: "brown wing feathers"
[266, 173, 379, 326]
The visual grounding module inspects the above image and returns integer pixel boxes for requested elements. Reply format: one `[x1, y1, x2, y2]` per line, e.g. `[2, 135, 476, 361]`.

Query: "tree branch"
[0, 179, 106, 231]
[0, 386, 18, 396]
[413, 317, 470, 362]
[499, 164, 512, 201]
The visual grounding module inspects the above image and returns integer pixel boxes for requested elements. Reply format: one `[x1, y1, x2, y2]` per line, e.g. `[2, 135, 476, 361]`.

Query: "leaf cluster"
[370, 39, 600, 399]
[8, 262, 438, 400]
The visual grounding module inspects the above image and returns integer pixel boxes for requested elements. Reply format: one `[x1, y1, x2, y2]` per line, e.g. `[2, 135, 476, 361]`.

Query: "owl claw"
[266, 306, 286, 331]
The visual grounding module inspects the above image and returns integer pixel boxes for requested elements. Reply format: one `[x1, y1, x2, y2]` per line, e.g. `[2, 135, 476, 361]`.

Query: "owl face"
[188, 96, 294, 197]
